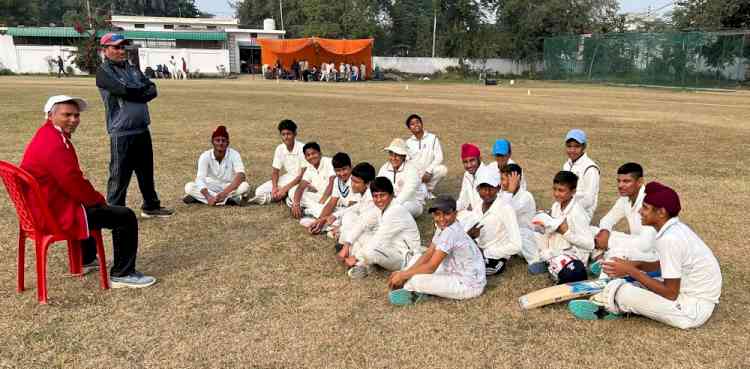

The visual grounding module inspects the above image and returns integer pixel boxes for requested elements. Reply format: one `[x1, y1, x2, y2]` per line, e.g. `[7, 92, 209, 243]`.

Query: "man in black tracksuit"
[96, 32, 174, 218]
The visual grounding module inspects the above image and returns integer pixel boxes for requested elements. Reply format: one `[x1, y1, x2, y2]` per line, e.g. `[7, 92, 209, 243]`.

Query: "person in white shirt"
[456, 143, 484, 224]
[288, 142, 335, 221]
[498, 163, 538, 265]
[562, 129, 600, 220]
[569, 182, 722, 329]
[486, 138, 528, 192]
[528, 171, 594, 284]
[346, 177, 422, 279]
[251, 119, 306, 205]
[463, 165, 522, 276]
[378, 138, 426, 218]
[404, 114, 447, 199]
[359, 63, 366, 80]
[307, 152, 357, 234]
[387, 196, 486, 305]
[183, 126, 251, 206]
[590, 162, 658, 277]
[334, 163, 378, 263]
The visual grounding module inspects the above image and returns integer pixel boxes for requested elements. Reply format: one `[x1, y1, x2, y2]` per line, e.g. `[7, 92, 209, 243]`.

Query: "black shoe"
[182, 195, 200, 204]
[334, 243, 344, 253]
[485, 258, 508, 276]
[141, 206, 175, 218]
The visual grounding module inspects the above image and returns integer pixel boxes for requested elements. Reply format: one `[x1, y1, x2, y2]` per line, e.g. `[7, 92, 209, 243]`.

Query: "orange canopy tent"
[258, 37, 373, 78]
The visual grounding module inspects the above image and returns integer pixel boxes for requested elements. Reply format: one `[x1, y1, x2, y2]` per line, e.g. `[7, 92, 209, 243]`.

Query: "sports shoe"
[334, 243, 344, 254]
[141, 207, 174, 218]
[589, 260, 602, 278]
[568, 299, 621, 320]
[527, 261, 548, 275]
[389, 288, 428, 306]
[110, 271, 157, 289]
[182, 195, 200, 204]
[485, 258, 508, 276]
[238, 191, 253, 207]
[299, 217, 316, 228]
[347, 264, 369, 279]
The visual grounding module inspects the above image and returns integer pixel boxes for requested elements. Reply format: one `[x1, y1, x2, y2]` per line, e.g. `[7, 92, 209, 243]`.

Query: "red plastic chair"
[0, 161, 109, 304]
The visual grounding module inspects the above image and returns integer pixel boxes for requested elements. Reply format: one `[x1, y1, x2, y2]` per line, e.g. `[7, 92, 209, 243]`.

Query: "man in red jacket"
[20, 95, 156, 288]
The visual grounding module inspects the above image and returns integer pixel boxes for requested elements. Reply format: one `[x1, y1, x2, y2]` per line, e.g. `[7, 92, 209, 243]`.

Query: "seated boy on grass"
[528, 171, 594, 284]
[387, 196, 487, 305]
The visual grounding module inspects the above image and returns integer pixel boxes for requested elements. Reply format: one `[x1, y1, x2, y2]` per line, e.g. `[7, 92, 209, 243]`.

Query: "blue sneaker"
[389, 289, 427, 306]
[568, 299, 621, 320]
[527, 261, 547, 275]
[110, 271, 157, 289]
[589, 260, 602, 278]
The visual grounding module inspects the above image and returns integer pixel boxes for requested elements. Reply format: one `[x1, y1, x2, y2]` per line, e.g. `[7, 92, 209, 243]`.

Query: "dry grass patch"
[0, 76, 748, 369]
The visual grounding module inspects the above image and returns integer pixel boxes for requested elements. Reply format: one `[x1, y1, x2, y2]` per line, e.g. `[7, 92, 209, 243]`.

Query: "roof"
[111, 15, 238, 26]
[7, 27, 88, 38]
[7, 27, 226, 41]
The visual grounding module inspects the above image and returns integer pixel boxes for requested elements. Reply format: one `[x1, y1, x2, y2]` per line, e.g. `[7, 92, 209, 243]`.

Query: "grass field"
[0, 76, 749, 369]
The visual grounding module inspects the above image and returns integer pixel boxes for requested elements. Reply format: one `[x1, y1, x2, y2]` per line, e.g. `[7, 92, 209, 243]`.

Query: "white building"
[0, 15, 285, 75]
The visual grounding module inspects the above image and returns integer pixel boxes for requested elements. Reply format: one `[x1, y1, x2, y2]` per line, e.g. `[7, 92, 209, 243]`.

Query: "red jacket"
[20, 121, 106, 240]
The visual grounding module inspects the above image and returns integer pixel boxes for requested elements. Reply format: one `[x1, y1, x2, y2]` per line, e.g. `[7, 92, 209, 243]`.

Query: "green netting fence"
[543, 32, 748, 88]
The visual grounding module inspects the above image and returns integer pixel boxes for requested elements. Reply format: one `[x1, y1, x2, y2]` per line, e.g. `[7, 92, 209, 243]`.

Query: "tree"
[0, 0, 41, 26]
[672, 0, 750, 30]
[494, 0, 620, 63]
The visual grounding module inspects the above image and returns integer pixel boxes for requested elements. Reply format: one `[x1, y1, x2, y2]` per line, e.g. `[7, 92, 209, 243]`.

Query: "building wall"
[373, 57, 542, 75]
[14, 45, 85, 74]
[137, 48, 230, 75]
[0, 35, 18, 71]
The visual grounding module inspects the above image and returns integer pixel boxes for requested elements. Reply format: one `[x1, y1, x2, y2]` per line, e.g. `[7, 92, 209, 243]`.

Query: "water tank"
[263, 18, 276, 31]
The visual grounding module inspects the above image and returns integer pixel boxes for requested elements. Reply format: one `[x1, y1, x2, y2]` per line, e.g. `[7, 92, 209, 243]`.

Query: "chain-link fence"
[544, 32, 748, 88]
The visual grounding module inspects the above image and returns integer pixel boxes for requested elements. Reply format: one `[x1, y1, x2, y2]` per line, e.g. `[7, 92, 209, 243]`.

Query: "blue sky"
[195, 0, 673, 18]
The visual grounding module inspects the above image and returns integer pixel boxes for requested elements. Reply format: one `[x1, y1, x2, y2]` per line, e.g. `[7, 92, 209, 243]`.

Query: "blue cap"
[565, 129, 587, 144]
[492, 139, 511, 156]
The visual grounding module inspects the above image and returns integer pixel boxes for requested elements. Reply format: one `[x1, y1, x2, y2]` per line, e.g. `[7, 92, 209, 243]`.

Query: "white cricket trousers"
[254, 173, 297, 204]
[399, 200, 424, 218]
[184, 180, 250, 205]
[422, 165, 448, 192]
[351, 232, 410, 271]
[614, 283, 716, 329]
[285, 185, 323, 212]
[404, 273, 484, 300]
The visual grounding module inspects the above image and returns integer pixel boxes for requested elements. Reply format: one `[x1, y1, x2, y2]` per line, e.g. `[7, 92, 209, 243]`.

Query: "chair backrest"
[0, 161, 58, 235]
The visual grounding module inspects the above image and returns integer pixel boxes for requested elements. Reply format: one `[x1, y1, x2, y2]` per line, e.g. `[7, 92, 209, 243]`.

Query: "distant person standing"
[57, 55, 67, 78]
[169, 56, 179, 80]
[96, 33, 174, 218]
[181, 57, 188, 80]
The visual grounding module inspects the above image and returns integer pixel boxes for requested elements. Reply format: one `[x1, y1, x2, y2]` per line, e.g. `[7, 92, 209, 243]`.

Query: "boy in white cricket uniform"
[590, 162, 658, 277]
[498, 163, 538, 265]
[388, 196, 486, 305]
[184, 126, 251, 206]
[529, 171, 594, 284]
[562, 129, 600, 220]
[462, 166, 522, 276]
[570, 182, 722, 329]
[456, 143, 484, 218]
[487, 138, 527, 192]
[334, 163, 378, 263]
[346, 177, 422, 279]
[253, 119, 306, 205]
[307, 153, 358, 234]
[378, 138, 426, 218]
[404, 114, 448, 199]
[288, 142, 335, 223]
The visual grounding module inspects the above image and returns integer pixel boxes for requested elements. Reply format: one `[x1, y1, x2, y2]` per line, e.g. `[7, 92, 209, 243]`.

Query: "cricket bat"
[518, 272, 660, 310]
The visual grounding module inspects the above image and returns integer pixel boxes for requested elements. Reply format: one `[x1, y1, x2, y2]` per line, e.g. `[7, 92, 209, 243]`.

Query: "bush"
[0, 68, 15, 76]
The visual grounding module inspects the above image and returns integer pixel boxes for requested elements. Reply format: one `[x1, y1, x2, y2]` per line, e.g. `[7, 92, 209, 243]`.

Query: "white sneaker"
[299, 217, 316, 228]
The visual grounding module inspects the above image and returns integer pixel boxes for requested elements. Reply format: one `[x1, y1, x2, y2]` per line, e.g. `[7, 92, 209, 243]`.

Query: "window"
[178, 24, 190, 29]
[207, 26, 216, 30]
[134, 23, 145, 29]
[163, 24, 174, 30]
[250, 33, 257, 38]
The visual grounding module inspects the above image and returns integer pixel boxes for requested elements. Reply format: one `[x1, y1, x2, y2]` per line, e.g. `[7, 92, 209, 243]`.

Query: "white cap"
[44, 95, 88, 115]
[475, 165, 500, 188]
[383, 138, 408, 156]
